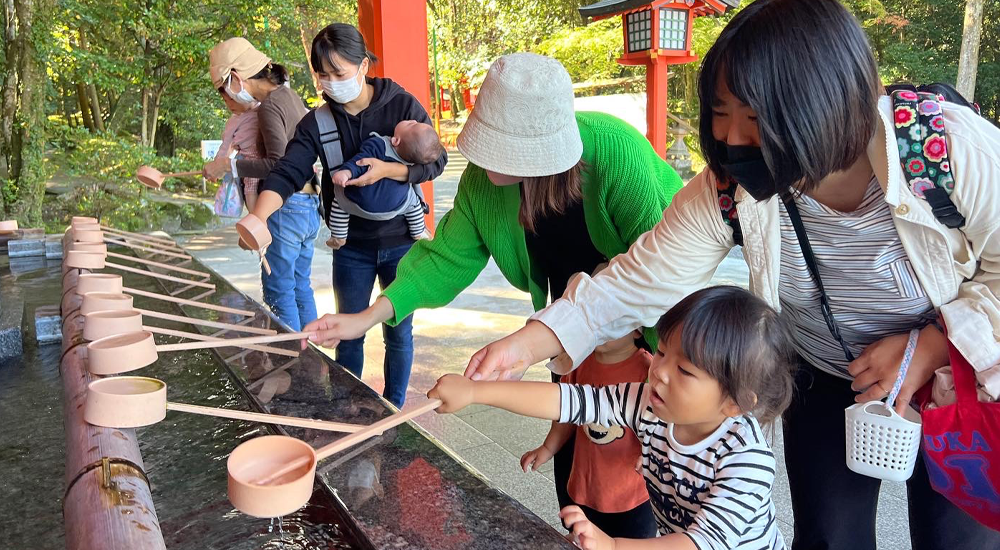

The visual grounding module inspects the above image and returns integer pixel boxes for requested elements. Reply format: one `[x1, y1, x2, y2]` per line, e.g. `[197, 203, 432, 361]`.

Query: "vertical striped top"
[778, 177, 936, 377]
[559, 382, 785, 550]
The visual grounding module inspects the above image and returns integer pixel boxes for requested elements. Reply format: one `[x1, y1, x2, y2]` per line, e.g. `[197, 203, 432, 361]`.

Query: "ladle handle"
[260, 254, 272, 276]
[253, 399, 442, 486]
[163, 170, 203, 178]
[144, 325, 298, 358]
[106, 261, 215, 290]
[105, 237, 191, 260]
[100, 225, 178, 247]
[102, 230, 181, 250]
[156, 331, 311, 352]
[166, 402, 361, 433]
[135, 308, 276, 335]
[106, 251, 209, 278]
[124, 286, 254, 317]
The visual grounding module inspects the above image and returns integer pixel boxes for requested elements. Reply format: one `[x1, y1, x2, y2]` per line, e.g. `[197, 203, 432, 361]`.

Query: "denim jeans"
[332, 242, 414, 407]
[261, 193, 320, 331]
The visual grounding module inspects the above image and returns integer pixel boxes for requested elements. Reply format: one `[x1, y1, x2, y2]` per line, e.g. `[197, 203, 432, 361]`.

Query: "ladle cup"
[82, 309, 296, 357]
[236, 214, 272, 275]
[65, 251, 215, 290]
[76, 273, 254, 317]
[136, 166, 201, 189]
[86, 330, 313, 375]
[79, 292, 275, 335]
[0, 220, 18, 233]
[84, 376, 360, 433]
[227, 398, 441, 517]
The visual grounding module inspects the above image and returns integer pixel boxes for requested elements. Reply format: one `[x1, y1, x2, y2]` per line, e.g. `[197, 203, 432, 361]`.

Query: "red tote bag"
[920, 336, 1000, 532]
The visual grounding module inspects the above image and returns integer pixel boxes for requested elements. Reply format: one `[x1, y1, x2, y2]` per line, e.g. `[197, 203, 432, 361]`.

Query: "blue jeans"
[261, 193, 320, 331]
[332, 242, 414, 407]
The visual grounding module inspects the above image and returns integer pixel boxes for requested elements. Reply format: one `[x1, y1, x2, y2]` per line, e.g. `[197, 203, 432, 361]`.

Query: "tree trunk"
[140, 88, 149, 146]
[0, 0, 48, 222]
[297, 8, 320, 94]
[956, 0, 984, 101]
[76, 82, 94, 130]
[148, 86, 163, 149]
[87, 83, 105, 132]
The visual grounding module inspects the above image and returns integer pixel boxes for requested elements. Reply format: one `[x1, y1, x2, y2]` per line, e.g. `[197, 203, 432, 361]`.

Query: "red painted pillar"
[358, 0, 436, 232]
[645, 57, 669, 159]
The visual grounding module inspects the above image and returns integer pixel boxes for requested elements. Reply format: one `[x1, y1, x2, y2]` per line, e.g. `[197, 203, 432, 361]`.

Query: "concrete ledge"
[0, 283, 24, 360]
[8, 238, 46, 258]
[34, 305, 61, 345]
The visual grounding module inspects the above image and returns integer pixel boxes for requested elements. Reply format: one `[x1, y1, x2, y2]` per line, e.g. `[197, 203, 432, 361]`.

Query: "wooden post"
[358, 0, 436, 233]
[61, 268, 166, 550]
[645, 57, 669, 159]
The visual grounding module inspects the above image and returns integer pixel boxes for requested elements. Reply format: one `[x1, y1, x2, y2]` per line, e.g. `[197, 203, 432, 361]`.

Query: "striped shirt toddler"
[559, 382, 785, 550]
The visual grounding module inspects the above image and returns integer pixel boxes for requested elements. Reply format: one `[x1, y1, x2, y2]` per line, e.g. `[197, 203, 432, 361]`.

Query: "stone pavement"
[178, 153, 910, 548]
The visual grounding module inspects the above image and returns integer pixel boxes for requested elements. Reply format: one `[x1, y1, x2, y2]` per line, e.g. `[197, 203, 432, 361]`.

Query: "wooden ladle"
[67, 243, 209, 279]
[65, 250, 214, 290]
[236, 214, 272, 275]
[0, 220, 18, 233]
[84, 376, 361, 433]
[136, 166, 201, 189]
[76, 273, 254, 317]
[70, 220, 181, 249]
[82, 309, 296, 357]
[79, 292, 275, 335]
[71, 228, 190, 260]
[86, 330, 312, 375]
[227, 398, 441, 518]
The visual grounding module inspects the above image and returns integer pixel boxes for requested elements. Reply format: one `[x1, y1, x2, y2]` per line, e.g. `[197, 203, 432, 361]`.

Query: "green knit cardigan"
[383, 111, 684, 329]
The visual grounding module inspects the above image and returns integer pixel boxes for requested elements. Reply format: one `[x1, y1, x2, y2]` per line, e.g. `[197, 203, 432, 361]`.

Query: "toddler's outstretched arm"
[562, 506, 696, 550]
[428, 374, 561, 419]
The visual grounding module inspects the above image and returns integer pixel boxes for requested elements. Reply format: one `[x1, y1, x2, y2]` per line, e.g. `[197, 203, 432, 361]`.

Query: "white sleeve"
[533, 173, 734, 368]
[938, 107, 1000, 378]
[558, 382, 646, 434]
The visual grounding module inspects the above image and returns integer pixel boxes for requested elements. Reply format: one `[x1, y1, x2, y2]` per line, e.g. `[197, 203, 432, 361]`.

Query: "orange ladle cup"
[136, 166, 201, 189]
[236, 214, 272, 275]
[0, 220, 18, 233]
[227, 398, 442, 518]
[84, 376, 361, 433]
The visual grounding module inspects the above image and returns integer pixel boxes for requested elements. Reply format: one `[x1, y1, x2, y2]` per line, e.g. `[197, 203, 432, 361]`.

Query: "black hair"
[247, 63, 289, 86]
[311, 23, 379, 74]
[699, 0, 881, 195]
[885, 82, 981, 115]
[655, 286, 797, 425]
[396, 123, 446, 165]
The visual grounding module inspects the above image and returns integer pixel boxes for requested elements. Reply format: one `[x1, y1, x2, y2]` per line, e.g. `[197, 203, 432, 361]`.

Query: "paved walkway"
[178, 153, 910, 548]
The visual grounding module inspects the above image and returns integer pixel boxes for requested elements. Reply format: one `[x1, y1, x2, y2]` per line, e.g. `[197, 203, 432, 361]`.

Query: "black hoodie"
[261, 77, 447, 249]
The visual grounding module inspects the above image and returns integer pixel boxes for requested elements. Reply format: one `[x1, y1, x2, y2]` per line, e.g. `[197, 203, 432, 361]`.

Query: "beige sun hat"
[457, 53, 582, 178]
[209, 37, 271, 89]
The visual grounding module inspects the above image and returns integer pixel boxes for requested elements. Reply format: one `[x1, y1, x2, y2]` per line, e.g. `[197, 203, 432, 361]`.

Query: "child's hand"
[332, 170, 351, 186]
[520, 444, 556, 473]
[427, 374, 475, 413]
[560, 506, 615, 550]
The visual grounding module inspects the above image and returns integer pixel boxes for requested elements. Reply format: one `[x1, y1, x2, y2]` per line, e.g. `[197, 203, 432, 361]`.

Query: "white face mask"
[225, 74, 257, 106]
[320, 64, 364, 104]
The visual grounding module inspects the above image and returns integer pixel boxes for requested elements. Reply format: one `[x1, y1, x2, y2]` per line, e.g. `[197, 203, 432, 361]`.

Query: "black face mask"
[718, 142, 780, 201]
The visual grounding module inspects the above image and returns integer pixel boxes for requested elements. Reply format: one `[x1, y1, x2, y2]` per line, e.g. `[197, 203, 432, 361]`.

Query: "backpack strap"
[891, 90, 966, 229]
[717, 175, 743, 247]
[315, 103, 343, 169]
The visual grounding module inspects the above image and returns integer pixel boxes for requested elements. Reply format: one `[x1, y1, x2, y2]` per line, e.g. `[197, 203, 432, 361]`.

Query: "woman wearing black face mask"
[465, 0, 1000, 549]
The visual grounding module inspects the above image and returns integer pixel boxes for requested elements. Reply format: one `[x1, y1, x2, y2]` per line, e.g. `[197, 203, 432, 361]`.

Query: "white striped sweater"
[559, 382, 785, 550]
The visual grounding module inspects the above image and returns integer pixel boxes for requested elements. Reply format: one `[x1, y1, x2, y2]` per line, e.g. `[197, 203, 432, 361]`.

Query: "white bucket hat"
[457, 53, 582, 178]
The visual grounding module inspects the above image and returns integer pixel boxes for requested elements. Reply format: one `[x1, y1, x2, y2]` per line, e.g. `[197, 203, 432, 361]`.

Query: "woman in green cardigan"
[303, 52, 682, 531]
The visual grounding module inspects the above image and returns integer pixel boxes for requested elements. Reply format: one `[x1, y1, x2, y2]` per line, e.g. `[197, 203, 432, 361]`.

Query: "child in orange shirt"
[520, 329, 657, 539]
